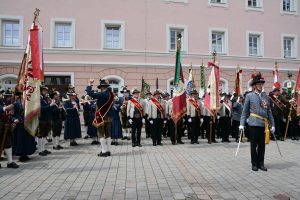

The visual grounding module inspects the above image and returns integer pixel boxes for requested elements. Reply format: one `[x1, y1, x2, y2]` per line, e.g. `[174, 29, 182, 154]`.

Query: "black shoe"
[19, 155, 30, 162]
[53, 146, 60, 150]
[252, 166, 258, 171]
[258, 166, 268, 171]
[172, 142, 176, 145]
[157, 143, 163, 146]
[39, 152, 47, 156]
[195, 141, 199, 144]
[57, 145, 64, 149]
[7, 162, 19, 169]
[191, 141, 195, 144]
[127, 137, 131, 141]
[107, 152, 111, 156]
[121, 137, 127, 140]
[91, 141, 98, 145]
[97, 152, 108, 157]
[291, 137, 295, 140]
[47, 138, 52, 142]
[44, 150, 52, 154]
[296, 137, 299, 141]
[137, 143, 142, 147]
[153, 143, 156, 146]
[280, 137, 284, 141]
[83, 135, 89, 139]
[115, 142, 119, 145]
[111, 141, 115, 145]
[178, 141, 184, 144]
[70, 141, 78, 146]
[132, 143, 136, 147]
[212, 140, 218, 143]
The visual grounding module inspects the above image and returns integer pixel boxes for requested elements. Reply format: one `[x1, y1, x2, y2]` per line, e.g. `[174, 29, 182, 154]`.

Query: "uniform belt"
[250, 113, 270, 144]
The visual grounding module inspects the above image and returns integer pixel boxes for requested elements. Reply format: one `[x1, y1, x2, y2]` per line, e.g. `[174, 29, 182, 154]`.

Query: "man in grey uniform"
[239, 72, 275, 171]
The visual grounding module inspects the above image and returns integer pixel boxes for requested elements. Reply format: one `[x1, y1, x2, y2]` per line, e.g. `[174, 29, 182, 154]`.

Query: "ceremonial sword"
[235, 129, 243, 157]
[271, 130, 283, 157]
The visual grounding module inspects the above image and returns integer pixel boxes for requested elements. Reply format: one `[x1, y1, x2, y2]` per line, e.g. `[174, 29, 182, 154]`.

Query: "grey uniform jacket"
[240, 92, 275, 127]
[148, 98, 164, 119]
[127, 98, 144, 118]
[232, 101, 243, 121]
[186, 98, 201, 117]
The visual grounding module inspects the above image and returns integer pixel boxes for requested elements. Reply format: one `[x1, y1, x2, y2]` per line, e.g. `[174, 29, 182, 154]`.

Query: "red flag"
[30, 25, 44, 80]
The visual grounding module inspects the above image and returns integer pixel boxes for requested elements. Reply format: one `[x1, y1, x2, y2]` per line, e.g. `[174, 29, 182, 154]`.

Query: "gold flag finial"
[33, 8, 40, 23]
[177, 33, 182, 50]
[212, 51, 217, 64]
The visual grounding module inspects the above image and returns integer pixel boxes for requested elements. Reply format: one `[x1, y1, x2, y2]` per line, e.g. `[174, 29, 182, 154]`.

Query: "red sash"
[93, 91, 114, 128]
[223, 101, 231, 112]
[188, 98, 201, 113]
[130, 98, 144, 116]
[151, 98, 164, 116]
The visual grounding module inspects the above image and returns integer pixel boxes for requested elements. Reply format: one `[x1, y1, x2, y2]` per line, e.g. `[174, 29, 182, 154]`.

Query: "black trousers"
[219, 116, 231, 141]
[131, 117, 142, 144]
[169, 119, 183, 143]
[289, 118, 300, 138]
[248, 126, 265, 167]
[232, 120, 240, 140]
[145, 117, 152, 138]
[273, 115, 282, 138]
[203, 116, 216, 142]
[151, 118, 163, 145]
[190, 117, 200, 142]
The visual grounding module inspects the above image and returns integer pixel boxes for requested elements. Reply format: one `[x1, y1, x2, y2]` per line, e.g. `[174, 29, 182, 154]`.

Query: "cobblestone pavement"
[0, 129, 299, 200]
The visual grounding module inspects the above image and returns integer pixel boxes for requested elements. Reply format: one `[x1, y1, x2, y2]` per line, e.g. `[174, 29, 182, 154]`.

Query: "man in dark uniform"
[0, 91, 19, 168]
[50, 91, 64, 150]
[219, 94, 232, 142]
[232, 95, 244, 142]
[142, 91, 152, 138]
[127, 89, 144, 147]
[119, 86, 131, 140]
[187, 89, 202, 144]
[239, 72, 275, 171]
[38, 86, 56, 156]
[86, 79, 114, 157]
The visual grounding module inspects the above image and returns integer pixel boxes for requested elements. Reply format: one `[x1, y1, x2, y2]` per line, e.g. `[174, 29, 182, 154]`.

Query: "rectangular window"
[170, 29, 184, 51]
[55, 23, 72, 47]
[211, 0, 222, 3]
[249, 34, 260, 56]
[248, 0, 257, 7]
[283, 0, 296, 12]
[105, 26, 121, 49]
[211, 32, 224, 54]
[2, 20, 19, 46]
[283, 37, 294, 58]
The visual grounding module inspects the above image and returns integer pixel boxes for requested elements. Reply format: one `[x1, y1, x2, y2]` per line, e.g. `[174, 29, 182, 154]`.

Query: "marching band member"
[219, 93, 232, 142]
[86, 79, 114, 157]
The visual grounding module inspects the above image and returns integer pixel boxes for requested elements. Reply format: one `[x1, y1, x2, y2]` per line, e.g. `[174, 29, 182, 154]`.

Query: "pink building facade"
[0, 0, 299, 96]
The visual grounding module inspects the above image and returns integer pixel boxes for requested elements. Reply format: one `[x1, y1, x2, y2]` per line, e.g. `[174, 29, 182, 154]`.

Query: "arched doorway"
[103, 75, 124, 97]
[0, 74, 17, 91]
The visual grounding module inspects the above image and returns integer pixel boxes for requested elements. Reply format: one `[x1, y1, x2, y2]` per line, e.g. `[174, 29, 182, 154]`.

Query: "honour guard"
[86, 79, 114, 157]
[148, 89, 164, 146]
[239, 72, 275, 171]
[232, 95, 244, 142]
[119, 86, 131, 140]
[162, 92, 170, 138]
[127, 89, 144, 147]
[187, 89, 203, 144]
[219, 93, 232, 142]
[141, 91, 152, 138]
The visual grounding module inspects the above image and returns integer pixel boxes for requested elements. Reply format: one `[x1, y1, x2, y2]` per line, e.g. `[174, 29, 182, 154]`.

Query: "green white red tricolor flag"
[172, 34, 187, 124]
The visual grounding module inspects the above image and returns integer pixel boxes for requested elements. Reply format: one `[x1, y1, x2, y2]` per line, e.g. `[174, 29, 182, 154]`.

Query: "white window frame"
[0, 74, 18, 91]
[220, 78, 228, 94]
[245, 0, 264, 12]
[164, 0, 188, 3]
[208, 0, 228, 8]
[101, 20, 125, 50]
[166, 24, 188, 53]
[50, 18, 75, 49]
[281, 0, 298, 15]
[246, 31, 264, 57]
[102, 75, 124, 97]
[281, 34, 297, 59]
[209, 28, 228, 55]
[0, 15, 23, 48]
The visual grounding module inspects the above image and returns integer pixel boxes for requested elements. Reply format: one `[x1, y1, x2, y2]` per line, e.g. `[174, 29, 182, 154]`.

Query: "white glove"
[183, 118, 185, 123]
[200, 118, 203, 125]
[188, 118, 192, 123]
[217, 116, 220, 120]
[164, 120, 167, 124]
[128, 119, 133, 124]
[142, 118, 145, 124]
[239, 125, 244, 130]
[149, 120, 153, 124]
[282, 118, 286, 123]
[270, 127, 275, 134]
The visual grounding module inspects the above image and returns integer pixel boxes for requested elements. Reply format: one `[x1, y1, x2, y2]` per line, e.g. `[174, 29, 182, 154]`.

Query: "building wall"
[0, 0, 299, 95]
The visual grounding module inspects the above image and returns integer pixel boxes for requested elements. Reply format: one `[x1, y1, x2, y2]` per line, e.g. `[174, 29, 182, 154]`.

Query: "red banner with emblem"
[188, 98, 201, 113]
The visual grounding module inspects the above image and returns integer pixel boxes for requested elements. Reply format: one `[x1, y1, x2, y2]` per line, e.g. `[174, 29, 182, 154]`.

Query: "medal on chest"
[260, 99, 268, 110]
